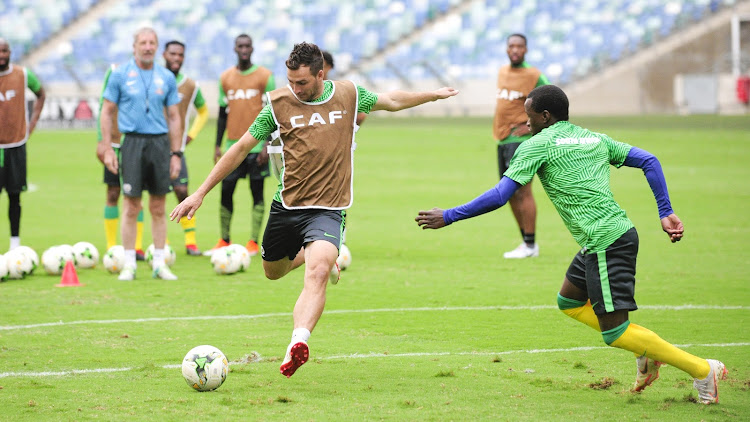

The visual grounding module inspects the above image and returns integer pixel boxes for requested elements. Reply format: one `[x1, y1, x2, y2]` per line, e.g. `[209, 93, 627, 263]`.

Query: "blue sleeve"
[443, 177, 521, 224]
[622, 147, 673, 219]
[165, 74, 180, 106]
[102, 69, 120, 104]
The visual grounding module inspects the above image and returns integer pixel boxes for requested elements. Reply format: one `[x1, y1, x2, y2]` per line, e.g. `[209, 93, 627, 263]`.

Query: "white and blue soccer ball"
[145, 244, 176, 267]
[15, 246, 39, 274]
[336, 244, 352, 270]
[102, 245, 125, 273]
[210, 247, 242, 275]
[6, 248, 33, 279]
[42, 246, 66, 275]
[225, 243, 251, 272]
[182, 345, 229, 392]
[73, 241, 99, 269]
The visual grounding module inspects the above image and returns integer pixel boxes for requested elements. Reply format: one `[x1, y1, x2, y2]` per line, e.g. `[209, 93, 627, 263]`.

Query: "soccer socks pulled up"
[151, 248, 166, 269]
[135, 210, 145, 251]
[180, 216, 197, 246]
[251, 203, 264, 241]
[557, 294, 600, 331]
[104, 205, 119, 249]
[606, 321, 711, 379]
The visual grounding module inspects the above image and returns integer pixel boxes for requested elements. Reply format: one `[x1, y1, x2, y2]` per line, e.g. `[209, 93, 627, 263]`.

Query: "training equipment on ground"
[210, 246, 242, 275]
[6, 249, 33, 279]
[182, 345, 228, 392]
[0, 254, 7, 280]
[42, 246, 66, 275]
[145, 244, 177, 267]
[15, 246, 39, 274]
[73, 241, 99, 268]
[56, 244, 77, 266]
[226, 243, 251, 271]
[336, 244, 352, 270]
[103, 245, 126, 273]
[56, 260, 83, 287]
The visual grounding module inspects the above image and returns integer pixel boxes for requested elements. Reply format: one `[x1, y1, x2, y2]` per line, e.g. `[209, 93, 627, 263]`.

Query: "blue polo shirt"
[103, 58, 180, 134]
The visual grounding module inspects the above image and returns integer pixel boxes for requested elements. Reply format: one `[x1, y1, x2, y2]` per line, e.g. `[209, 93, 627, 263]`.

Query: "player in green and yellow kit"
[163, 40, 209, 255]
[417, 85, 726, 405]
[209, 34, 275, 257]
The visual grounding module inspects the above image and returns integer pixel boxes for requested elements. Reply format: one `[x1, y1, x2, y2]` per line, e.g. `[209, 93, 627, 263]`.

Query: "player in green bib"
[416, 85, 726, 405]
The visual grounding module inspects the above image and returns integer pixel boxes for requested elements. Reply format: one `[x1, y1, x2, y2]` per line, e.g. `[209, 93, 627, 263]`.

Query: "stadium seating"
[6, 0, 739, 85]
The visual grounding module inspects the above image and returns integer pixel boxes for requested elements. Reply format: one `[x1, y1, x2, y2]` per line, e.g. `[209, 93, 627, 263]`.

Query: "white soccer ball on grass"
[15, 246, 39, 274]
[102, 245, 125, 273]
[42, 246, 66, 275]
[210, 247, 242, 275]
[56, 244, 77, 266]
[145, 244, 177, 267]
[0, 254, 8, 280]
[336, 244, 352, 270]
[73, 241, 99, 268]
[6, 249, 33, 279]
[225, 243, 251, 271]
[182, 345, 228, 392]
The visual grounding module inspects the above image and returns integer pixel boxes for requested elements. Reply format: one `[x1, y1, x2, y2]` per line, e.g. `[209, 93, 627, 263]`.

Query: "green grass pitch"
[0, 116, 748, 421]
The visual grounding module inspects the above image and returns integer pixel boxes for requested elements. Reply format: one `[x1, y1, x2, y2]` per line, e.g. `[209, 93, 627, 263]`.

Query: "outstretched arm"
[170, 130, 261, 221]
[371, 87, 458, 112]
[416, 177, 521, 229]
[623, 147, 683, 242]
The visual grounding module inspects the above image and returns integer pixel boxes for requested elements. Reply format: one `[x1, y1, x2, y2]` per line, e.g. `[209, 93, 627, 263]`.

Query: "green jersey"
[504, 121, 634, 252]
[248, 80, 378, 203]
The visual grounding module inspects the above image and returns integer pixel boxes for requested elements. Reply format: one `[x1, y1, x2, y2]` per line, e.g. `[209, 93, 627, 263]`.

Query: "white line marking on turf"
[2, 342, 748, 379]
[0, 305, 747, 331]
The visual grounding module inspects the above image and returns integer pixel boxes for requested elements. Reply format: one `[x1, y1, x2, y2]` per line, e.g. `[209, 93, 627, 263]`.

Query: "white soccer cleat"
[117, 265, 136, 281]
[329, 262, 340, 285]
[633, 356, 663, 392]
[152, 264, 178, 280]
[280, 341, 309, 378]
[503, 242, 539, 259]
[693, 359, 727, 404]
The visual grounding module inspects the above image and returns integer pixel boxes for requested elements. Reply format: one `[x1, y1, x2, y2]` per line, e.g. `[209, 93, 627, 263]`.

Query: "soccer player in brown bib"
[172, 42, 458, 377]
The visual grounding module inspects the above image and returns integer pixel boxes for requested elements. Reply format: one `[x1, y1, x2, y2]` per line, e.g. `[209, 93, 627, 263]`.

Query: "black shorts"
[261, 200, 345, 261]
[103, 147, 121, 186]
[0, 145, 27, 194]
[120, 133, 172, 197]
[223, 153, 269, 183]
[171, 154, 188, 188]
[565, 227, 639, 315]
[497, 141, 523, 177]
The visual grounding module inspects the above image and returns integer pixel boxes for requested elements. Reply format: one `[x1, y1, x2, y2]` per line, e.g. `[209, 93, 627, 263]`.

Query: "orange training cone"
[56, 260, 83, 287]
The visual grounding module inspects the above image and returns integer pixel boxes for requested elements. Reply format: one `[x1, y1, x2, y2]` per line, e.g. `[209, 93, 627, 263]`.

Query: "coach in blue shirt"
[100, 27, 182, 281]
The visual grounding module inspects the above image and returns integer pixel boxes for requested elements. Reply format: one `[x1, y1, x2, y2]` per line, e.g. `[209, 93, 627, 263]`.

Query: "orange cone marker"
[56, 260, 83, 287]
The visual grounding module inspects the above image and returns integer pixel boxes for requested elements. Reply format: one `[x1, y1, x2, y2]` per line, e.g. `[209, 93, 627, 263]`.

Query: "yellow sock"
[180, 216, 197, 246]
[104, 205, 119, 250]
[136, 209, 144, 251]
[608, 322, 710, 379]
[557, 294, 600, 331]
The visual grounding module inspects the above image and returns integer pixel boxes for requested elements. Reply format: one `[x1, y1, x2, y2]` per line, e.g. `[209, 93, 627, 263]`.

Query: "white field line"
[1, 304, 747, 331]
[1, 342, 748, 379]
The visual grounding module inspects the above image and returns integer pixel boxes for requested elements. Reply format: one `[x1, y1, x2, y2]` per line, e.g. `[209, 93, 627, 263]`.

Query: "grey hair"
[133, 27, 158, 45]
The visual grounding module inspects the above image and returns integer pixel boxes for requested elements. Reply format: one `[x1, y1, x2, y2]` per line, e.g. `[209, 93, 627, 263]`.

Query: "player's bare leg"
[504, 183, 538, 258]
[279, 240, 338, 377]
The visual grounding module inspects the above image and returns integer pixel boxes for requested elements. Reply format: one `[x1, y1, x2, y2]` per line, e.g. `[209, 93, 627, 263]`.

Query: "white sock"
[9, 236, 20, 250]
[291, 328, 311, 344]
[124, 249, 137, 268]
[152, 248, 165, 268]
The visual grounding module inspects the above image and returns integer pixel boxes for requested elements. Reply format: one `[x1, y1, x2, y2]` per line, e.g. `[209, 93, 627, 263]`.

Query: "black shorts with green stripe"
[170, 154, 188, 188]
[261, 200, 345, 262]
[103, 147, 121, 186]
[565, 227, 639, 315]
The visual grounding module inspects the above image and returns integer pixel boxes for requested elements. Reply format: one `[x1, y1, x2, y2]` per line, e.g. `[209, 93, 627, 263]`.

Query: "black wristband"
[171, 151, 183, 158]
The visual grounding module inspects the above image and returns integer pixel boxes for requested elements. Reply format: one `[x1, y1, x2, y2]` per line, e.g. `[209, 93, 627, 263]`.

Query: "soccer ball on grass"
[42, 247, 66, 275]
[73, 241, 99, 268]
[210, 246, 242, 275]
[102, 245, 125, 273]
[336, 244, 352, 270]
[145, 244, 177, 267]
[181, 345, 228, 392]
